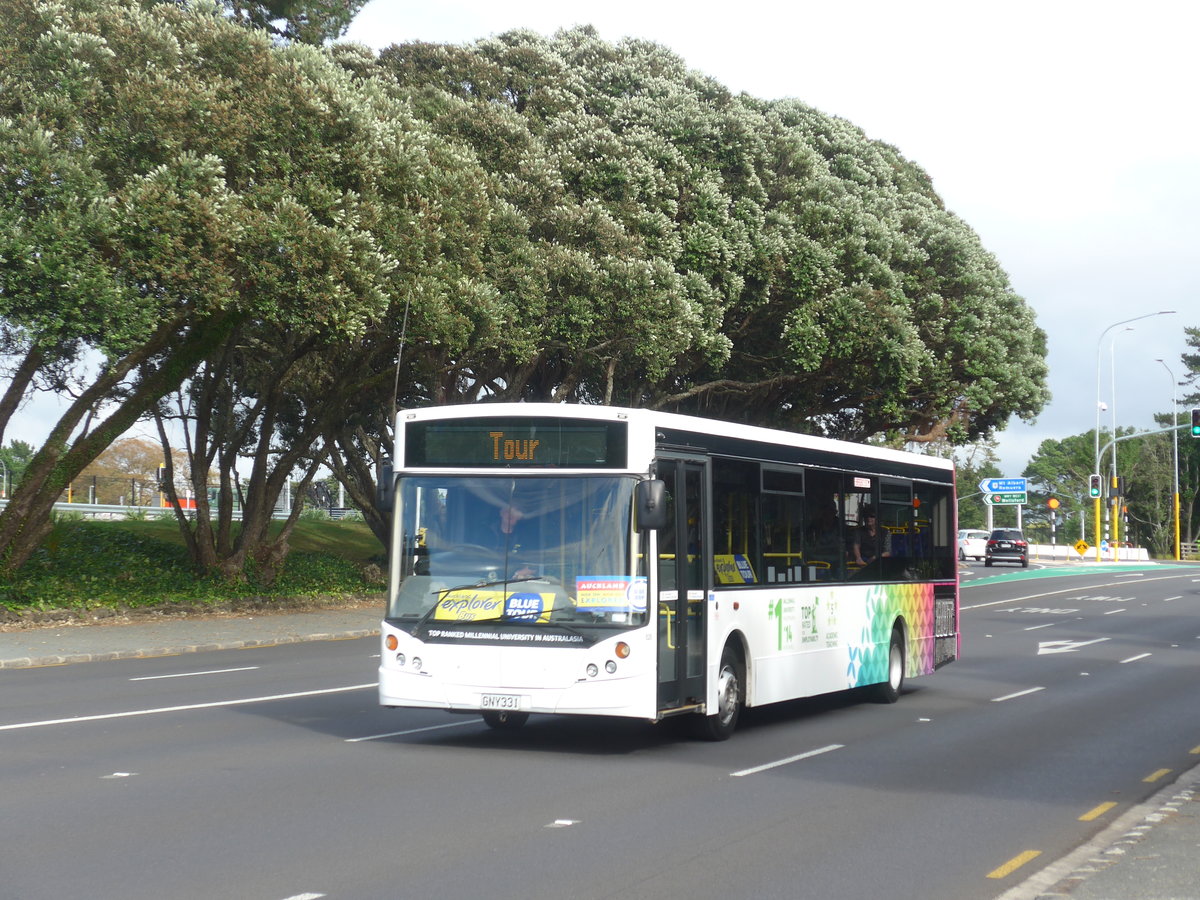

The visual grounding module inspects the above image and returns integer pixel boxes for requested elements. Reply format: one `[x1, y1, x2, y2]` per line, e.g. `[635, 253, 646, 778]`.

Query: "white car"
[957, 529, 989, 561]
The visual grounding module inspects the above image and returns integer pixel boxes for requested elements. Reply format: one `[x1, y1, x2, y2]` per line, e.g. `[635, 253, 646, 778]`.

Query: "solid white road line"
[129, 666, 260, 681]
[1120, 653, 1152, 664]
[961, 573, 1197, 611]
[346, 721, 478, 742]
[992, 687, 1046, 703]
[730, 743, 844, 777]
[0, 683, 378, 731]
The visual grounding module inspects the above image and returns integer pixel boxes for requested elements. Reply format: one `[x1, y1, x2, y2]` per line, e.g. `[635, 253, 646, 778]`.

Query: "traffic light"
[1088, 474, 1102, 498]
[156, 464, 167, 491]
[1191, 407, 1200, 437]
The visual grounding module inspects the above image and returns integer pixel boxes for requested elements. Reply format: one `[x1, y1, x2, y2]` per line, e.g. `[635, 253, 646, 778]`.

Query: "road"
[2, 563, 1198, 900]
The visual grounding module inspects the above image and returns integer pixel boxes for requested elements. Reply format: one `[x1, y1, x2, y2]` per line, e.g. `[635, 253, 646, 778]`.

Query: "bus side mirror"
[376, 457, 395, 513]
[636, 479, 667, 531]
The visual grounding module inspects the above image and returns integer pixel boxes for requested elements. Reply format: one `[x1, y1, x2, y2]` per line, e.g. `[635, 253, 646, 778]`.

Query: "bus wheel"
[482, 710, 529, 730]
[870, 627, 905, 704]
[697, 646, 743, 741]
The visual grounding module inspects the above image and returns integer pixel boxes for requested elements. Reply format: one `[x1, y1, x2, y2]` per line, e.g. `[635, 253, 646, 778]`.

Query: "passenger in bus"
[853, 508, 892, 566]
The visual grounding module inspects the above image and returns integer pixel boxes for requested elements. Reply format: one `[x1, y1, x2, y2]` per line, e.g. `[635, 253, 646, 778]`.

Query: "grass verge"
[0, 516, 386, 616]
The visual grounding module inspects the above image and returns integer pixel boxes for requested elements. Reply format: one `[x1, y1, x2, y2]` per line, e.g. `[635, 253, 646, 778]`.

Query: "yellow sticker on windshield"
[435, 589, 555, 623]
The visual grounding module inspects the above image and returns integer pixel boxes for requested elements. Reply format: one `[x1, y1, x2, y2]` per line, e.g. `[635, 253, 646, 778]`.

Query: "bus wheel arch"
[870, 619, 906, 704]
[696, 635, 746, 741]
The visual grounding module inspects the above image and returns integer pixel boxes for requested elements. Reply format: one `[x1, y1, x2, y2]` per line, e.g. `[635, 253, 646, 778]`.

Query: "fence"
[1027, 543, 1152, 562]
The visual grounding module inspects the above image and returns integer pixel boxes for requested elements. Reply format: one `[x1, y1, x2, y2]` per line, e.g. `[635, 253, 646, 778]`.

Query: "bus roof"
[396, 403, 954, 475]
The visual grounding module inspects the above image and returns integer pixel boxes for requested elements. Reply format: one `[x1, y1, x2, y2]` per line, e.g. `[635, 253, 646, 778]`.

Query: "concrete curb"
[0, 627, 380, 669]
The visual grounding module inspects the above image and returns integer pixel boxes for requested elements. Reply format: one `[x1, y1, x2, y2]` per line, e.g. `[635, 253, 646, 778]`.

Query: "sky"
[7, 1, 1198, 479]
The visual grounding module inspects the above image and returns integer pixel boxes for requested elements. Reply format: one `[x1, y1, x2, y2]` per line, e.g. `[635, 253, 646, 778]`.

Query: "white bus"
[378, 404, 958, 740]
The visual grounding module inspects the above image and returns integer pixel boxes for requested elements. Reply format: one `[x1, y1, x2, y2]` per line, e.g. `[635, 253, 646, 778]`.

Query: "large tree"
[0, 0, 406, 574]
[2, 9, 1055, 573]
[367, 28, 1048, 442]
[322, 26, 1052, 543]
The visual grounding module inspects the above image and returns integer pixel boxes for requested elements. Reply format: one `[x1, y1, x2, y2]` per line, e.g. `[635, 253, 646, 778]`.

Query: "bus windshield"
[389, 475, 648, 630]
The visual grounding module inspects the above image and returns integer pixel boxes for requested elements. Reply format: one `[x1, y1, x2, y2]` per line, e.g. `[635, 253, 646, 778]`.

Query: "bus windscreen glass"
[389, 475, 647, 633]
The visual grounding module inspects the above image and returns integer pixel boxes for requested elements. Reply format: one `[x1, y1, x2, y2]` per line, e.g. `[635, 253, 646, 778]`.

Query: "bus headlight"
[411, 657, 422, 671]
[605, 660, 618, 674]
[395, 653, 406, 667]
[586, 663, 599, 678]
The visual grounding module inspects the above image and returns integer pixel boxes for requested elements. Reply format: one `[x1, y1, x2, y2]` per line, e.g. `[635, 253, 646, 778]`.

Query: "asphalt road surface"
[3, 563, 1198, 900]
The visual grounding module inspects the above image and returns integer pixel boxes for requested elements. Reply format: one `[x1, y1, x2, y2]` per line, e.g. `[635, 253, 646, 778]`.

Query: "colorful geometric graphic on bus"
[575, 576, 648, 613]
[847, 582, 937, 687]
[435, 589, 555, 622]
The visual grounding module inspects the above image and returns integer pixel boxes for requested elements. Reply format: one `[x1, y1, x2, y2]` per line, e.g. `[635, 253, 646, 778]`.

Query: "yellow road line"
[987, 850, 1042, 879]
[1190, 745, 1200, 755]
[1079, 801, 1118, 822]
[1144, 768, 1172, 783]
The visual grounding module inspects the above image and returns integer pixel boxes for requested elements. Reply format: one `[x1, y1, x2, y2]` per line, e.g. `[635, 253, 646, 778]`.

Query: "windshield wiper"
[411, 578, 545, 628]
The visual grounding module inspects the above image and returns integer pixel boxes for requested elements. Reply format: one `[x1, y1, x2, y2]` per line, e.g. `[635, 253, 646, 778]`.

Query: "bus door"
[655, 458, 709, 711]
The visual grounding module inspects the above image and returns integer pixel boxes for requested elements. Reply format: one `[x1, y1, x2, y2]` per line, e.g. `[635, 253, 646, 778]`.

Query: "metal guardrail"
[0, 499, 255, 520]
[0, 499, 354, 522]
[1028, 543, 1152, 562]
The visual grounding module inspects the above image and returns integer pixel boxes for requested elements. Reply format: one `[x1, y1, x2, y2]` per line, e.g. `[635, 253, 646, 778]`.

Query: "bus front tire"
[482, 710, 529, 730]
[696, 646, 743, 741]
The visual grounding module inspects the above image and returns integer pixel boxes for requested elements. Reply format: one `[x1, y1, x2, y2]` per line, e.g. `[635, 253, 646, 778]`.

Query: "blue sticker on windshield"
[505, 592, 548, 622]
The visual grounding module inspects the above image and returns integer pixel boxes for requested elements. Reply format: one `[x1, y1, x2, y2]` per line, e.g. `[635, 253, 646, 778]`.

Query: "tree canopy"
[1, 1, 1052, 577]
[369, 29, 1050, 442]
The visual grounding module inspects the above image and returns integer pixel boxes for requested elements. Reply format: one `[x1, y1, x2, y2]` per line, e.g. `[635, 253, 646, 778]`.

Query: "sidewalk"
[1006, 763, 1200, 900]
[2, 608, 1198, 898]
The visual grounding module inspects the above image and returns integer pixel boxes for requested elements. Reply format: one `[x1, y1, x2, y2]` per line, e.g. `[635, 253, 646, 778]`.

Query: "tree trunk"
[0, 312, 233, 574]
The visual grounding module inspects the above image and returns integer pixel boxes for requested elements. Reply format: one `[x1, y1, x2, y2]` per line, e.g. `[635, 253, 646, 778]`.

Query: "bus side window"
[761, 493, 806, 583]
[712, 458, 759, 586]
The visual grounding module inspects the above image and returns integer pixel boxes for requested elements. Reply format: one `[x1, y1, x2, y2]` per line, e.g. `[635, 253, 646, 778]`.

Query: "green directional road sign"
[984, 492, 1027, 505]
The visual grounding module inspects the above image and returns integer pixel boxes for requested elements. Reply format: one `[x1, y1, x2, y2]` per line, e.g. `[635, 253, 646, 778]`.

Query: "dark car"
[985, 528, 1028, 567]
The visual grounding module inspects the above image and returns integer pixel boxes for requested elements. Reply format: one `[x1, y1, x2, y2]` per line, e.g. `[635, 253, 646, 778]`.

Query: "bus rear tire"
[870, 627, 905, 704]
[696, 646, 743, 741]
[482, 710, 529, 730]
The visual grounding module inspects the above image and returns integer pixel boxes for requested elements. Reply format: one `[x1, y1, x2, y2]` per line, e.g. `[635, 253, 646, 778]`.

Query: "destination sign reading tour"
[490, 432, 539, 462]
[405, 416, 627, 468]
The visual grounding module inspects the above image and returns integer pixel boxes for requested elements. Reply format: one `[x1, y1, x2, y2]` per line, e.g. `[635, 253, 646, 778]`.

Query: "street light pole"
[1156, 358, 1181, 561]
[1093, 311, 1176, 560]
[1109, 327, 1134, 552]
